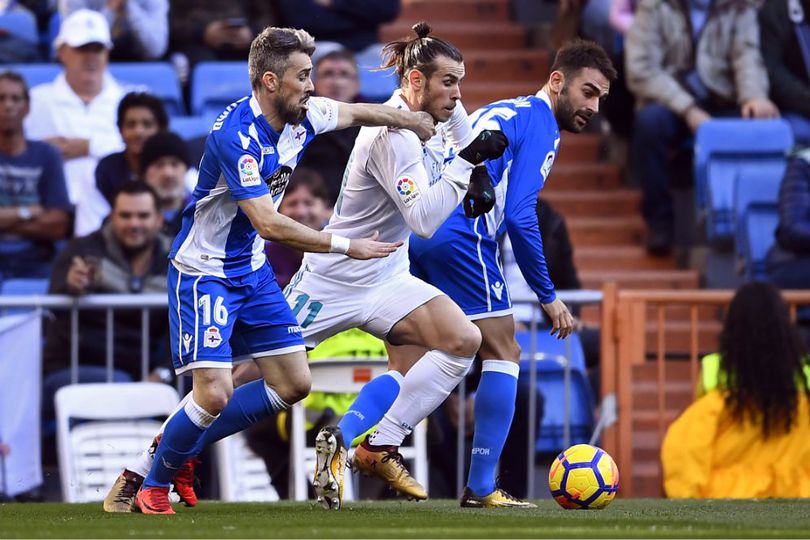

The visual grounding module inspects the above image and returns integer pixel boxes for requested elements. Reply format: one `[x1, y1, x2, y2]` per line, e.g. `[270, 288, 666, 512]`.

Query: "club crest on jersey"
[238, 154, 260, 187]
[540, 151, 556, 181]
[203, 326, 222, 348]
[396, 177, 420, 206]
[266, 165, 293, 197]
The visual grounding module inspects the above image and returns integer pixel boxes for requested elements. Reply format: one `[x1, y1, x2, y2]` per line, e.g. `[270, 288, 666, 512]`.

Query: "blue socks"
[144, 381, 290, 489]
[338, 371, 403, 449]
[143, 397, 217, 488]
[194, 380, 289, 453]
[467, 360, 519, 496]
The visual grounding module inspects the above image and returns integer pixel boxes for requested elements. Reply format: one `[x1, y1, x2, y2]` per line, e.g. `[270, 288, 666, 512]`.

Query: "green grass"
[2, 499, 810, 538]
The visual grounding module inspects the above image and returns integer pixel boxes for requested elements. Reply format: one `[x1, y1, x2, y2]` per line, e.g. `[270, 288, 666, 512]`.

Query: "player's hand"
[346, 231, 404, 260]
[458, 130, 508, 165]
[407, 111, 436, 142]
[541, 297, 575, 340]
[463, 165, 496, 218]
[741, 98, 780, 120]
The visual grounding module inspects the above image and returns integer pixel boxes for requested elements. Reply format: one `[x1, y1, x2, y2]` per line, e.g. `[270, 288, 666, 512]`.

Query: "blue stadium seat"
[8, 62, 185, 116]
[515, 330, 586, 373]
[190, 62, 249, 120]
[109, 63, 185, 116]
[742, 202, 779, 281]
[170, 115, 210, 141]
[514, 331, 594, 453]
[8, 63, 61, 89]
[694, 119, 793, 244]
[354, 47, 397, 103]
[733, 166, 785, 262]
[0, 278, 49, 295]
[0, 11, 39, 44]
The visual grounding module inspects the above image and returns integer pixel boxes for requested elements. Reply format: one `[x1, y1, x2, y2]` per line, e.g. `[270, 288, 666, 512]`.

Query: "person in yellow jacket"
[661, 282, 810, 499]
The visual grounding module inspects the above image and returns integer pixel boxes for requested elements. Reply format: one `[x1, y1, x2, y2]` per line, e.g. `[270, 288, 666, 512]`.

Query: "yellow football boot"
[352, 438, 427, 501]
[460, 487, 537, 508]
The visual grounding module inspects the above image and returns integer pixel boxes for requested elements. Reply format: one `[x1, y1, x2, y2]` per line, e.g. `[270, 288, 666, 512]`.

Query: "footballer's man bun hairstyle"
[381, 21, 463, 84]
[249, 27, 316, 91]
[551, 39, 617, 83]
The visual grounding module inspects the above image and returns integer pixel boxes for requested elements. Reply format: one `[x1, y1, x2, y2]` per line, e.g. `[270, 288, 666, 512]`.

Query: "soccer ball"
[548, 444, 619, 509]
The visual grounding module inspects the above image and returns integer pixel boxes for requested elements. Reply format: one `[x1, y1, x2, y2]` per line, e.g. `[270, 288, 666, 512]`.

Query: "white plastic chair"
[55, 382, 179, 503]
[215, 432, 280, 502]
[291, 358, 428, 501]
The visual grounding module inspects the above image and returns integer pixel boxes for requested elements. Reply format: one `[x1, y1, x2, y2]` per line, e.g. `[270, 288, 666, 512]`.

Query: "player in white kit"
[290, 22, 508, 509]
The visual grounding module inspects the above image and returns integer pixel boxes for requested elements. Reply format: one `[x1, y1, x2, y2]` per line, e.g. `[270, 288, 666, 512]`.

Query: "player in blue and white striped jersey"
[130, 26, 435, 515]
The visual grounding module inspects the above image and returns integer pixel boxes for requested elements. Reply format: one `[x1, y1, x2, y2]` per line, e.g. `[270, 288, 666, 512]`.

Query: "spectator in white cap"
[24, 8, 126, 237]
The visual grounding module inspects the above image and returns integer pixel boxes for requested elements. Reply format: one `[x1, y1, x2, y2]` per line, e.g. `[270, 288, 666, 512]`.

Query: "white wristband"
[329, 234, 351, 254]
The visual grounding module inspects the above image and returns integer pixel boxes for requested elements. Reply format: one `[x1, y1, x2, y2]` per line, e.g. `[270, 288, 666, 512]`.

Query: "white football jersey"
[302, 91, 475, 285]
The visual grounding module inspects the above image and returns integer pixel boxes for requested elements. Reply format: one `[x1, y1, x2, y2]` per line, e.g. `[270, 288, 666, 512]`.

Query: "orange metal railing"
[599, 284, 810, 497]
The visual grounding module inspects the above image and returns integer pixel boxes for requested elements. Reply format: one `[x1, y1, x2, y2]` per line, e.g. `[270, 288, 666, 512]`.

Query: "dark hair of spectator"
[719, 282, 810, 438]
[551, 39, 618, 83]
[286, 168, 329, 203]
[249, 27, 316, 91]
[117, 92, 169, 130]
[381, 22, 463, 83]
[0, 70, 29, 103]
[113, 180, 160, 211]
[316, 49, 358, 71]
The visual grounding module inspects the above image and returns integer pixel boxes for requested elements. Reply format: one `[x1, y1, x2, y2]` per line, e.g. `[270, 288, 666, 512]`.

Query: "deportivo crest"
[203, 326, 222, 348]
[265, 165, 293, 197]
[238, 154, 260, 187]
[396, 177, 420, 206]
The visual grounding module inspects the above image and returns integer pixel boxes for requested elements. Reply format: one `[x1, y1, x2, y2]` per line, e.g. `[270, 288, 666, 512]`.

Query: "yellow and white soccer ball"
[548, 444, 619, 509]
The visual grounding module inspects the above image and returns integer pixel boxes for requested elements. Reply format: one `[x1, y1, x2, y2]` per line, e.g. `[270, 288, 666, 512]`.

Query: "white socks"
[369, 349, 473, 447]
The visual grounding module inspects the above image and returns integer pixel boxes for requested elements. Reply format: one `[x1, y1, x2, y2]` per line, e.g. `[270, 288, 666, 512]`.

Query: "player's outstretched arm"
[238, 195, 403, 260]
[336, 102, 436, 141]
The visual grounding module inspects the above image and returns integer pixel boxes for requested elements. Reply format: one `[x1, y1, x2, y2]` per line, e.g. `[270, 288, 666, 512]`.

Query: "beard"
[556, 88, 581, 133]
[276, 92, 309, 125]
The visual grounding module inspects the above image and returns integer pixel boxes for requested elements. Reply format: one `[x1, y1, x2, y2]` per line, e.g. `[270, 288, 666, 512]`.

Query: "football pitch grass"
[2, 499, 810, 538]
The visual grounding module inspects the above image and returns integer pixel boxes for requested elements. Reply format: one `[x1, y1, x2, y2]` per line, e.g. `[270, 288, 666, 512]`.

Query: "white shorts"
[285, 268, 444, 348]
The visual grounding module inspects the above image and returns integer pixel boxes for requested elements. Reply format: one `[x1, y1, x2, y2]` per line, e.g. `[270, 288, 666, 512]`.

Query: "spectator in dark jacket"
[43, 181, 171, 390]
[768, 152, 810, 288]
[760, 0, 810, 145]
[274, 0, 399, 53]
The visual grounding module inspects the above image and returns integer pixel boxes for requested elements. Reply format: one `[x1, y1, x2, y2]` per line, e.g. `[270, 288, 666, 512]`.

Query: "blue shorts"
[168, 262, 305, 375]
[409, 210, 512, 320]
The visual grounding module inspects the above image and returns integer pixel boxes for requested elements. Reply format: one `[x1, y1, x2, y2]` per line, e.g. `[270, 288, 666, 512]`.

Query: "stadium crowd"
[1, 0, 810, 504]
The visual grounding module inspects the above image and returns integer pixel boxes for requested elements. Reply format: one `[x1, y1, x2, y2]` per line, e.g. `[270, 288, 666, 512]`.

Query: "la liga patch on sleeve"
[238, 154, 261, 187]
[396, 177, 421, 206]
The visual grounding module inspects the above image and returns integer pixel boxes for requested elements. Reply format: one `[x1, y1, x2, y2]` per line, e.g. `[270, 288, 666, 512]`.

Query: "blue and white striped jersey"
[469, 90, 561, 303]
[170, 95, 339, 278]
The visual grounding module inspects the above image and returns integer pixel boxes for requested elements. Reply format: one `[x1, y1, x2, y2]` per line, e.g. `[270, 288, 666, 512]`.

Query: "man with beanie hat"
[140, 131, 192, 239]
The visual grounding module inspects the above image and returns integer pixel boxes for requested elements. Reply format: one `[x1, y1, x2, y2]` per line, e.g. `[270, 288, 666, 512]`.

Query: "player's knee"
[195, 388, 232, 415]
[445, 322, 481, 358]
[273, 374, 311, 405]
